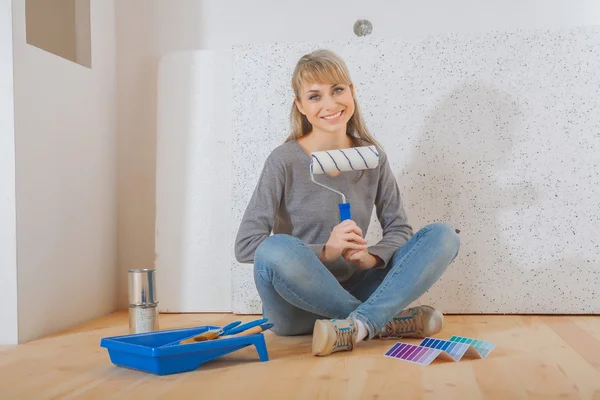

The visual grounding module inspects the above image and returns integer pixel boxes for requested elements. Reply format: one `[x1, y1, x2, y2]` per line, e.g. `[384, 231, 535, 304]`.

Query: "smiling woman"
[286, 49, 380, 151]
[299, 83, 353, 123]
[234, 49, 461, 358]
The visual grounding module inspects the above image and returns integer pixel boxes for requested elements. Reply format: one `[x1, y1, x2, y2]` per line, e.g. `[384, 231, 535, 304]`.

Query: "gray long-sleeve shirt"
[234, 140, 413, 282]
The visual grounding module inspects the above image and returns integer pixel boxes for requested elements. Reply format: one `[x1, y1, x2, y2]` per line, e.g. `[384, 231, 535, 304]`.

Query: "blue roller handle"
[339, 203, 351, 221]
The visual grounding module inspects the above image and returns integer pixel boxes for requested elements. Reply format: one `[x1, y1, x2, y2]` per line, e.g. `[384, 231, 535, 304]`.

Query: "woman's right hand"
[320, 220, 367, 263]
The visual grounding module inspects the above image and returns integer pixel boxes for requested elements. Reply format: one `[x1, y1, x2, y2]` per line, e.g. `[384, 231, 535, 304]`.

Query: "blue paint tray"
[100, 325, 269, 375]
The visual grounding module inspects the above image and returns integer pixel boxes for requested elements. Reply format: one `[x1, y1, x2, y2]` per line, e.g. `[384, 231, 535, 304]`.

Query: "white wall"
[12, 0, 117, 342]
[115, 1, 204, 308]
[155, 51, 233, 312]
[116, 0, 600, 309]
[230, 26, 600, 313]
[0, 0, 18, 345]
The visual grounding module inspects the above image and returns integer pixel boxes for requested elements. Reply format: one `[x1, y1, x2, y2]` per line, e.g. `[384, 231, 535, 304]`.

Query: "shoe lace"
[333, 325, 355, 350]
[386, 312, 420, 336]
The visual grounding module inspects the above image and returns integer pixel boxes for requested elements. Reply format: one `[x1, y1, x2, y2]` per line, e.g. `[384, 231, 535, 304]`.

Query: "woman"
[235, 49, 460, 357]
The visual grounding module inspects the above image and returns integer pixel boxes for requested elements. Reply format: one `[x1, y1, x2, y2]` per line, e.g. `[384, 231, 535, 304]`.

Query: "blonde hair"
[285, 49, 382, 149]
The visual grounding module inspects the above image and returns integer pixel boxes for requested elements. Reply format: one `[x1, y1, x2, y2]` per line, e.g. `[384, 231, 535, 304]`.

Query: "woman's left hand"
[342, 249, 382, 270]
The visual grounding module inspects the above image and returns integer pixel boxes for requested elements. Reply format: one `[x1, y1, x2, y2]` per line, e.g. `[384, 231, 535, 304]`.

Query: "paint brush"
[221, 323, 274, 338]
[178, 320, 241, 344]
[222, 318, 268, 335]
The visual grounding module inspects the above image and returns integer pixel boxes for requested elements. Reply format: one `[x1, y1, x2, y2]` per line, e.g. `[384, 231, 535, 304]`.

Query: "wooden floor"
[1, 312, 600, 399]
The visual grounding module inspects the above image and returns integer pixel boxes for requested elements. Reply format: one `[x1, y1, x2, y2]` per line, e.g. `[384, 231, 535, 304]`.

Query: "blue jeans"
[253, 222, 460, 340]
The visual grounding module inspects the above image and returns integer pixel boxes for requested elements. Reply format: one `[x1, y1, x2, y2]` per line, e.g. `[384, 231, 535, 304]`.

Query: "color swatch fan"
[384, 342, 447, 366]
[384, 336, 495, 365]
[447, 336, 495, 359]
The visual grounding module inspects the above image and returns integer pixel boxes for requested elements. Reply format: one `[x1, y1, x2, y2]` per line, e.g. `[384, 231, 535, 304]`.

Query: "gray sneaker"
[312, 317, 359, 356]
[377, 305, 444, 339]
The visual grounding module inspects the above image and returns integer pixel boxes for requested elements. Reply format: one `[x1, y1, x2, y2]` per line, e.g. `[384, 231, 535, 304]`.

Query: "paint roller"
[310, 145, 380, 221]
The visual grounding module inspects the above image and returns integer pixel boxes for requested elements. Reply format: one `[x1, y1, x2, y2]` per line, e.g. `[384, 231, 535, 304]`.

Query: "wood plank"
[545, 316, 600, 373]
[572, 316, 600, 341]
[506, 316, 600, 398]
[0, 312, 599, 399]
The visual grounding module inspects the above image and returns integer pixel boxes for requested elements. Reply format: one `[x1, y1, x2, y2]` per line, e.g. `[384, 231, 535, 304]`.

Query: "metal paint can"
[128, 268, 157, 305]
[129, 304, 159, 334]
[128, 268, 159, 334]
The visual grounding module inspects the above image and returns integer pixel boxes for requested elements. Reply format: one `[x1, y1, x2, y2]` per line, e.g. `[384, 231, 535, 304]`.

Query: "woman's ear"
[349, 84, 355, 97]
[294, 97, 306, 115]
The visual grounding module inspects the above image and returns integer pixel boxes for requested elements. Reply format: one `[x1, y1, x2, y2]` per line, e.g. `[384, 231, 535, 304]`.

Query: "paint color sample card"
[384, 343, 443, 365]
[448, 336, 495, 358]
[418, 337, 470, 362]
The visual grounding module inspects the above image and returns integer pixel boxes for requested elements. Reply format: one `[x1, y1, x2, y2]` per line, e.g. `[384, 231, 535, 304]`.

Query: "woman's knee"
[424, 222, 461, 259]
[254, 234, 312, 282]
[255, 234, 299, 265]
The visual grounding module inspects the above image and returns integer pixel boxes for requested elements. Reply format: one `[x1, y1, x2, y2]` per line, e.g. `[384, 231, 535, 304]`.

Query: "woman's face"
[295, 81, 355, 135]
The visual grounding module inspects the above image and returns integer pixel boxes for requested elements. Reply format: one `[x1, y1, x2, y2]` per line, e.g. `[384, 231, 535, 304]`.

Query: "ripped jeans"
[253, 222, 461, 340]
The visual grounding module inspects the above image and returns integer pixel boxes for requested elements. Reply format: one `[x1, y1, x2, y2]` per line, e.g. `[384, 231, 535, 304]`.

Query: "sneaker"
[377, 305, 444, 339]
[311, 318, 358, 356]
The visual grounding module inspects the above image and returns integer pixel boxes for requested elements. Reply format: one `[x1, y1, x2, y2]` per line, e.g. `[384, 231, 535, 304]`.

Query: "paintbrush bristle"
[179, 329, 220, 344]
[193, 331, 219, 341]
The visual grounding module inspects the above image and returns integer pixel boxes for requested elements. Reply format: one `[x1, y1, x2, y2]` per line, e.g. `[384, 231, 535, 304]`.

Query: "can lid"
[128, 268, 156, 273]
[129, 303, 159, 308]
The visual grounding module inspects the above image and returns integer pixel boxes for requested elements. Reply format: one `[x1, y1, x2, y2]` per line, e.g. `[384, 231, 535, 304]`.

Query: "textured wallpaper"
[231, 25, 600, 314]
